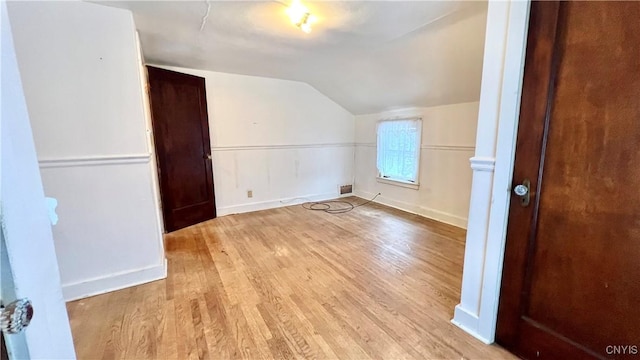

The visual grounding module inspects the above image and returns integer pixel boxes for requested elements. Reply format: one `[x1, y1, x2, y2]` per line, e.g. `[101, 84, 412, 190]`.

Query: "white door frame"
[452, 0, 532, 343]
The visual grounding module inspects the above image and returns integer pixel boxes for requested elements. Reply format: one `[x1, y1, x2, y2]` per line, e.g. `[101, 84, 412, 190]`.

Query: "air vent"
[339, 185, 353, 195]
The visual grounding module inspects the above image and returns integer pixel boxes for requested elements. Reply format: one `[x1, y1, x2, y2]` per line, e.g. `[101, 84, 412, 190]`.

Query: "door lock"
[1, 298, 33, 334]
[513, 179, 531, 207]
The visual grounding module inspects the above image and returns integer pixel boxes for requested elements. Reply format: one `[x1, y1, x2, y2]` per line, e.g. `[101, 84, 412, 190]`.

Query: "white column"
[452, 0, 531, 343]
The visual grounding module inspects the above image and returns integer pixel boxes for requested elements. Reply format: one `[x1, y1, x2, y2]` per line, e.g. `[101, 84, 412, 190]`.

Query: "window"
[376, 118, 422, 187]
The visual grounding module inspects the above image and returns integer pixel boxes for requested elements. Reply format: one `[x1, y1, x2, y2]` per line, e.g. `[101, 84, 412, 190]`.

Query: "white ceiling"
[98, 1, 488, 115]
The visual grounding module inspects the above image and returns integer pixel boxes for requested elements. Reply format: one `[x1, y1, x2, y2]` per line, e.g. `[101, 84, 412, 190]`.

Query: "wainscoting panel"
[211, 144, 355, 216]
[39, 159, 165, 301]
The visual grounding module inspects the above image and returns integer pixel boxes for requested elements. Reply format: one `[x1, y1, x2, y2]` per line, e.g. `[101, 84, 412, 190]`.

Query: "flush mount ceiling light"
[285, 0, 316, 33]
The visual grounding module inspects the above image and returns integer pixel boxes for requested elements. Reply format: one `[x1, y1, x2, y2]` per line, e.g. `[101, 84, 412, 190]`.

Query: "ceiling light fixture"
[286, 0, 316, 34]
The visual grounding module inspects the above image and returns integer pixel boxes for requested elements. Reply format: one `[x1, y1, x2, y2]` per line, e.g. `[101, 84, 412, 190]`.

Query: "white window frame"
[376, 117, 422, 190]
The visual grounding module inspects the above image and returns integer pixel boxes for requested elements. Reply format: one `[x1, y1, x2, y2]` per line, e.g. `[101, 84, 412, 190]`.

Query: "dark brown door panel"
[147, 66, 216, 232]
[497, 2, 640, 359]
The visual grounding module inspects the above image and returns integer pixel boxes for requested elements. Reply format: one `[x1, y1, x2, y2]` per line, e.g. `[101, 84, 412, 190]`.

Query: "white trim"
[355, 142, 377, 147]
[376, 177, 419, 190]
[469, 156, 496, 172]
[38, 153, 151, 168]
[62, 259, 167, 302]
[216, 192, 350, 217]
[452, 306, 491, 344]
[477, 0, 531, 342]
[419, 206, 468, 230]
[422, 145, 475, 151]
[211, 143, 354, 152]
[378, 115, 422, 122]
[137, 33, 166, 237]
[355, 142, 475, 152]
[454, 0, 531, 344]
[353, 189, 468, 229]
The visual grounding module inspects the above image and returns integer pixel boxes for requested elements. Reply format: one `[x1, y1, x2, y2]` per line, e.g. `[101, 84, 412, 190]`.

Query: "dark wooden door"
[1, 334, 7, 360]
[147, 66, 216, 232]
[497, 2, 640, 359]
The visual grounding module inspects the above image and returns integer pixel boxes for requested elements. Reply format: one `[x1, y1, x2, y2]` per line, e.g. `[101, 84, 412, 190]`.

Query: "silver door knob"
[1, 298, 33, 334]
[514, 184, 528, 196]
[513, 179, 531, 207]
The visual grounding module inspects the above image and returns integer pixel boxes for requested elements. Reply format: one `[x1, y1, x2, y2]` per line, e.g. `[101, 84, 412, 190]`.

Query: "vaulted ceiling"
[99, 1, 488, 115]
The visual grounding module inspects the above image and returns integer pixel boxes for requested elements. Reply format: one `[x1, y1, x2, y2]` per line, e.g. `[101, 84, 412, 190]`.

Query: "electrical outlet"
[247, 190, 253, 198]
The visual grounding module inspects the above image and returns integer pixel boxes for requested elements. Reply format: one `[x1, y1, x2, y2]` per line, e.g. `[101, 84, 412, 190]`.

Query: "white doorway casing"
[452, 0, 531, 343]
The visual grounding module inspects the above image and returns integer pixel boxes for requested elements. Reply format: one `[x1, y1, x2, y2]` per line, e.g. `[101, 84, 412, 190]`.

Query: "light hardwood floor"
[67, 198, 515, 359]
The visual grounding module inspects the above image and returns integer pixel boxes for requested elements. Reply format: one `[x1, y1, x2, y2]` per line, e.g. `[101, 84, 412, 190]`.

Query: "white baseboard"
[353, 190, 468, 229]
[452, 304, 491, 344]
[62, 259, 167, 302]
[419, 207, 468, 229]
[216, 192, 351, 216]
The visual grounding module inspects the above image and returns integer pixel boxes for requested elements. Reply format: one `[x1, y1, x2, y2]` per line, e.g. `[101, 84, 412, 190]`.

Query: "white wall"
[8, 1, 166, 301]
[353, 102, 479, 228]
[150, 65, 356, 215]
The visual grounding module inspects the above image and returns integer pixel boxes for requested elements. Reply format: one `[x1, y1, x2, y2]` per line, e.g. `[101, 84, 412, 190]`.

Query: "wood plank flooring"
[67, 198, 515, 359]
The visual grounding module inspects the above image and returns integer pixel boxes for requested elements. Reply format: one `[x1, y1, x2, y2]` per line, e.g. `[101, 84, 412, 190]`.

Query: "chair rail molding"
[355, 142, 475, 152]
[211, 143, 354, 152]
[469, 156, 496, 172]
[38, 153, 152, 168]
[453, 0, 531, 344]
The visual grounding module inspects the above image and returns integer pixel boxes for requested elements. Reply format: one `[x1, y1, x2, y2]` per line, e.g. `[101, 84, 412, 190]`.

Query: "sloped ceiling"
[98, 1, 488, 115]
